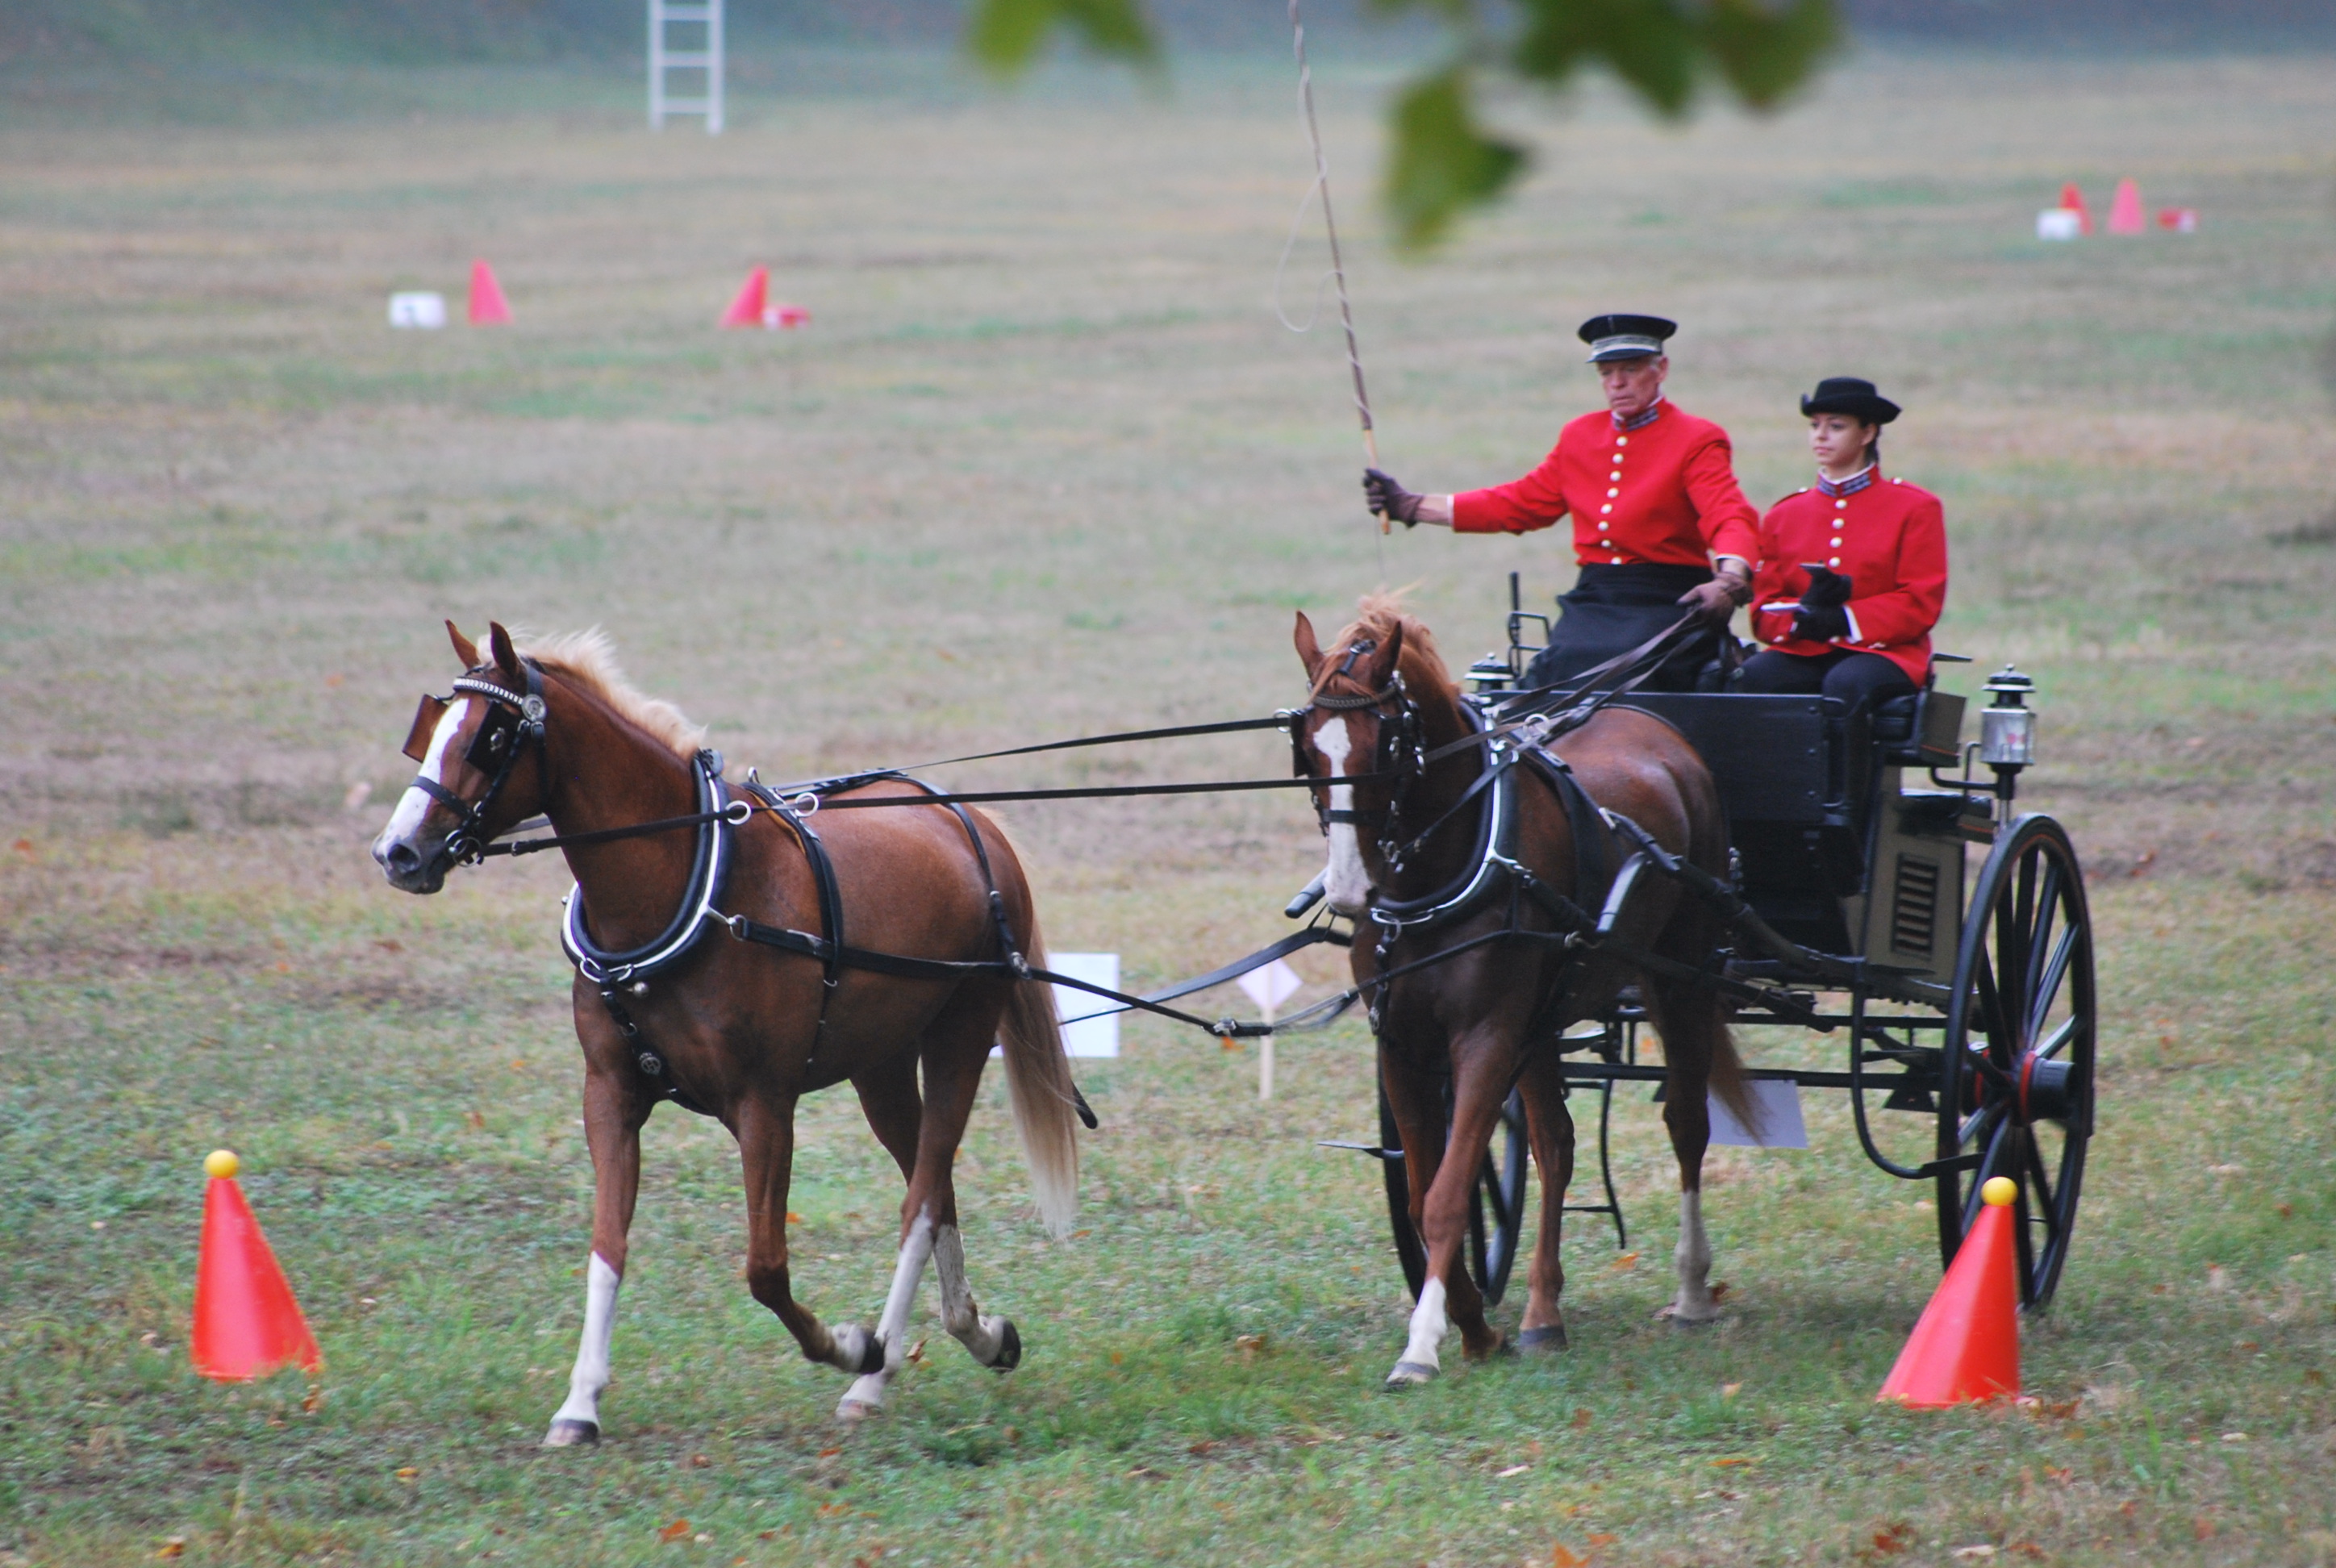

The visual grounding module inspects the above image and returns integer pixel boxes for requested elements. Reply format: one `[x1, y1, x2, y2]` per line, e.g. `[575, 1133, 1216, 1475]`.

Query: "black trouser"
[1732, 648, 1917, 719]
[1522, 563, 1721, 692]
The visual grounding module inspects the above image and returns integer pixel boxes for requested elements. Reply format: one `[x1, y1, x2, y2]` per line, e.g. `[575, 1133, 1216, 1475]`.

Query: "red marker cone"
[2058, 182, 2093, 236]
[1878, 1177, 2019, 1407]
[720, 266, 770, 328]
[190, 1150, 322, 1382]
[468, 259, 512, 326]
[2107, 177, 2145, 236]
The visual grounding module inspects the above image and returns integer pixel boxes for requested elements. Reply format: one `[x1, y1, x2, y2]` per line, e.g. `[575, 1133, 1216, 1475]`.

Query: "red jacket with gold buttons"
[1450, 401, 1759, 569]
[1750, 473, 1948, 684]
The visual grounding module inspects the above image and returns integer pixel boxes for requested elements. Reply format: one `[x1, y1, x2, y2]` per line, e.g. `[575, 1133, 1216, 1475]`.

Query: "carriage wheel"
[1935, 813, 2096, 1311]
[1380, 1083, 1530, 1307]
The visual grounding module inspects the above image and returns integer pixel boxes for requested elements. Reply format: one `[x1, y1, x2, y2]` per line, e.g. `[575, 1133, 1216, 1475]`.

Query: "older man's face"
[1597, 354, 1666, 419]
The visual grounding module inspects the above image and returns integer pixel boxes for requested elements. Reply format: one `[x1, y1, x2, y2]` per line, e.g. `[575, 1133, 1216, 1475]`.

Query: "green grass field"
[3, 42, 2335, 1567]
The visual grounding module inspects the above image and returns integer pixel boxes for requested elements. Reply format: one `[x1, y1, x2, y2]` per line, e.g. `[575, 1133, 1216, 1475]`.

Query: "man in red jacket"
[1737, 377, 1946, 719]
[1364, 314, 1759, 690]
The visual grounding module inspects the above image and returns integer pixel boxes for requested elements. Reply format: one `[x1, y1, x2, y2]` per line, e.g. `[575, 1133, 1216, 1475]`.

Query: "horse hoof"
[1470, 1331, 1512, 1362]
[836, 1398, 882, 1423]
[541, 1418, 600, 1448]
[1519, 1325, 1569, 1353]
[987, 1319, 1023, 1374]
[1384, 1361, 1438, 1388]
[1656, 1301, 1720, 1328]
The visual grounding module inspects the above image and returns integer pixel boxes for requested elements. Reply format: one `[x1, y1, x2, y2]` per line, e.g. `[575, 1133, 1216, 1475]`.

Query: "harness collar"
[560, 749, 735, 986]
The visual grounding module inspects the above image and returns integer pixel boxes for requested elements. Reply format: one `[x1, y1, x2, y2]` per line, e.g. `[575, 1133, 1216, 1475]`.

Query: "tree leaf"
[1702, 0, 1840, 108]
[966, 0, 1159, 77]
[1384, 67, 1529, 252]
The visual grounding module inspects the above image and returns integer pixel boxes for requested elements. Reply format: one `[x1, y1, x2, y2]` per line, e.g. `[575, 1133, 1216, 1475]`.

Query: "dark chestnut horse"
[1292, 597, 1755, 1385]
[372, 622, 1079, 1437]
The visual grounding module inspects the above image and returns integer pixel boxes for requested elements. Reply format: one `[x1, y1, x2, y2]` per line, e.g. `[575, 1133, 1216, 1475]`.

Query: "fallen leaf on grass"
[1708, 1282, 1730, 1303]
[817, 1503, 849, 1518]
[2193, 1517, 2216, 1540]
[301, 1386, 323, 1413]
[466, 1110, 486, 1131]
[657, 1520, 692, 1542]
[1495, 1464, 1530, 1478]
[817, 1445, 841, 1458]
[152, 1540, 186, 1561]
[1712, 1457, 1754, 1467]
[1125, 1465, 1165, 1480]
[786, 1211, 805, 1223]
[1868, 1522, 1916, 1556]
[905, 1339, 926, 1364]
[394, 1468, 419, 1483]
[1235, 1333, 1266, 1360]
[690, 1453, 711, 1467]
[1720, 1382, 1742, 1399]
[1552, 1548, 1587, 1568]
[1571, 1407, 1592, 1429]
[1606, 1252, 1639, 1273]
[1950, 1546, 1996, 1560]
[1588, 1534, 1616, 1548]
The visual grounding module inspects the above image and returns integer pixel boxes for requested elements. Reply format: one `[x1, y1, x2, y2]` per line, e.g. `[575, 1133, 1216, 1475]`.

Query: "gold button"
[1597, 521, 1609, 532]
[1830, 537, 1842, 547]
[1608, 471, 1622, 482]
[1616, 436, 1628, 447]
[1835, 499, 1847, 510]
[1600, 504, 1612, 515]
[1608, 488, 1620, 498]
[1829, 556, 1842, 566]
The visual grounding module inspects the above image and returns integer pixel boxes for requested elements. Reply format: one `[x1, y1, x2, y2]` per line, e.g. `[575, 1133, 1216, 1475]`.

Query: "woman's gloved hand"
[1799, 565, 1854, 610]
[1792, 603, 1851, 643]
[1362, 469, 1424, 527]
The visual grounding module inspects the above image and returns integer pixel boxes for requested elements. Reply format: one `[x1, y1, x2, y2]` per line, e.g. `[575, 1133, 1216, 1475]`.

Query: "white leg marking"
[1316, 719, 1373, 917]
[546, 1253, 619, 1441]
[1387, 1277, 1447, 1384]
[934, 1224, 1008, 1364]
[1669, 1188, 1720, 1323]
[838, 1210, 935, 1417]
[376, 695, 476, 847]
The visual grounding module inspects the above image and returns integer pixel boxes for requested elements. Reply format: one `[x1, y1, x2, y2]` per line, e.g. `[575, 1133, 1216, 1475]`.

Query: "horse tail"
[998, 914, 1080, 1236]
[1705, 1008, 1758, 1137]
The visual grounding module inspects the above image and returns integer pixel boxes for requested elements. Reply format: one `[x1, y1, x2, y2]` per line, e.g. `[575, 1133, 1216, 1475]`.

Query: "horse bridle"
[1291, 639, 1425, 867]
[399, 660, 550, 868]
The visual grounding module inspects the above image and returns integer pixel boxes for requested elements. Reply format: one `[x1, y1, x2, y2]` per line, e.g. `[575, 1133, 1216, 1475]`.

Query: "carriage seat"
[1871, 688, 1966, 769]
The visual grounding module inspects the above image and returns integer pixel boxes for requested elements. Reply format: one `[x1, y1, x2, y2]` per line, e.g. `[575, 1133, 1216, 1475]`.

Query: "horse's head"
[1291, 598, 1444, 917]
[373, 619, 551, 894]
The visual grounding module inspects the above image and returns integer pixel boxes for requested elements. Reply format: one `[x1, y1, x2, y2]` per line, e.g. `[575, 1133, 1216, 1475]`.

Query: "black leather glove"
[1363, 469, 1424, 527]
[1800, 565, 1853, 610]
[1792, 603, 1851, 643]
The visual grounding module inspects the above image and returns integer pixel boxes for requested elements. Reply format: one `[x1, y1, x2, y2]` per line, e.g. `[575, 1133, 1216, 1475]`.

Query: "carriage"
[1333, 575, 2095, 1316]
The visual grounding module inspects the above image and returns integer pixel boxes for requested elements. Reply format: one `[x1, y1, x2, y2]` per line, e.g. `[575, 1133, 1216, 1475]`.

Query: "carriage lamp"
[1979, 666, 2037, 771]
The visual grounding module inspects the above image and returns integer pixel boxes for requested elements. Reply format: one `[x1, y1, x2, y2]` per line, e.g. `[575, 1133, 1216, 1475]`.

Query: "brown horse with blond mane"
[1292, 596, 1756, 1384]
[372, 621, 1079, 1437]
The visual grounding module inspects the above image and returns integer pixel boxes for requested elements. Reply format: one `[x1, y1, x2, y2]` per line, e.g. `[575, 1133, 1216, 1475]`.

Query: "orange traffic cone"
[1877, 1177, 2019, 1407]
[2057, 182, 2094, 236]
[468, 259, 512, 326]
[720, 266, 769, 328]
[2107, 177, 2145, 236]
[190, 1150, 322, 1382]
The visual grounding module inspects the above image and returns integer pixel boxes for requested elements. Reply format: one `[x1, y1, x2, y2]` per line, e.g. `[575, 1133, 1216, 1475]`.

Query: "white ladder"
[648, 0, 724, 135]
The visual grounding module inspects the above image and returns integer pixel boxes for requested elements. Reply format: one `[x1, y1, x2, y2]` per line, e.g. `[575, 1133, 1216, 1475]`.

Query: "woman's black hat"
[1800, 377, 1900, 424]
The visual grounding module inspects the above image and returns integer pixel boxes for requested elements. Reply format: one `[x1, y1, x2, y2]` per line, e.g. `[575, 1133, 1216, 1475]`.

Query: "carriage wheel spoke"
[1991, 905, 2029, 1052]
[2033, 1014, 2077, 1062]
[2022, 1130, 2060, 1227]
[2027, 922, 2081, 1045]
[2021, 862, 2065, 1032]
[1957, 1099, 2005, 1153]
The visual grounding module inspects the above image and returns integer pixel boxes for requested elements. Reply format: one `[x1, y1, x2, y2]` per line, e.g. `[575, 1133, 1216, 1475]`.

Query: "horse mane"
[1316, 592, 1459, 707]
[518, 628, 707, 759]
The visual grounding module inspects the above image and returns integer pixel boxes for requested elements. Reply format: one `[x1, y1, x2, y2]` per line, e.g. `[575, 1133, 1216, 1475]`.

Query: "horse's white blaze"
[377, 694, 474, 844]
[1398, 1276, 1448, 1372]
[840, 1208, 935, 1415]
[933, 1223, 1008, 1364]
[549, 1252, 620, 1432]
[1316, 718, 1372, 915]
[1671, 1188, 1719, 1320]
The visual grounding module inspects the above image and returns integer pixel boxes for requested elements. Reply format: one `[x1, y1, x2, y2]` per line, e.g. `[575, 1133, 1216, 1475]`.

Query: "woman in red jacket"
[1739, 378, 1946, 718]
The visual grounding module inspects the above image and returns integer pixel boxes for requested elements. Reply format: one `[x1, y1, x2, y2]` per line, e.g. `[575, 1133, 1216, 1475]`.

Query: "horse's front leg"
[1516, 1051, 1578, 1352]
[1382, 1036, 1504, 1385]
[544, 1064, 651, 1447]
[737, 1093, 887, 1387]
